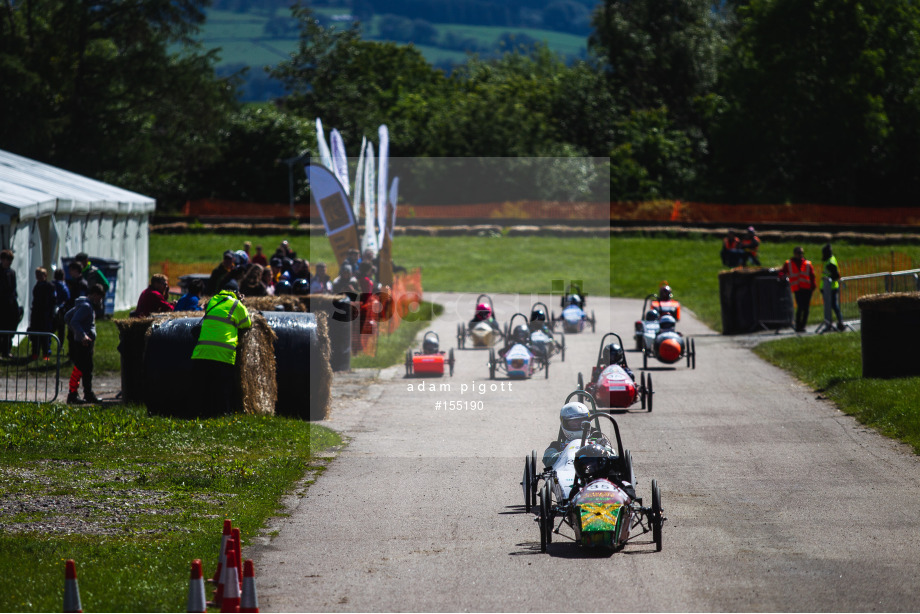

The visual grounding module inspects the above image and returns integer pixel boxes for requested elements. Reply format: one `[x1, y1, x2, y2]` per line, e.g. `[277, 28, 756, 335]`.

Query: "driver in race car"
[573, 443, 636, 500]
[529, 306, 551, 333]
[499, 323, 534, 358]
[542, 401, 611, 469]
[602, 342, 634, 381]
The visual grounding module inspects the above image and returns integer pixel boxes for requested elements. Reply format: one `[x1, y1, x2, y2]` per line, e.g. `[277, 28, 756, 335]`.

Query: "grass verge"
[754, 332, 920, 454]
[0, 403, 341, 611]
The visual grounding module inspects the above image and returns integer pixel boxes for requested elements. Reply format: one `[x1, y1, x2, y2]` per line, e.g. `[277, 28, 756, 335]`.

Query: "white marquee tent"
[0, 149, 155, 334]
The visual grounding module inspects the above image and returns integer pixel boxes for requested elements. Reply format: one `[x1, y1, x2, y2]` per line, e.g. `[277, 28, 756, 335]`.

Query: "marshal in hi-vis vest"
[786, 258, 815, 292]
[822, 255, 840, 290]
[191, 291, 252, 365]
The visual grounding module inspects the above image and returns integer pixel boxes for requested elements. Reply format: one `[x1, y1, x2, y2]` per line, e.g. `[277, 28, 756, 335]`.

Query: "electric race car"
[405, 331, 455, 377]
[457, 294, 505, 349]
[552, 291, 596, 334]
[521, 390, 664, 553]
[528, 302, 565, 363]
[635, 295, 697, 370]
[577, 333, 653, 411]
[488, 313, 549, 379]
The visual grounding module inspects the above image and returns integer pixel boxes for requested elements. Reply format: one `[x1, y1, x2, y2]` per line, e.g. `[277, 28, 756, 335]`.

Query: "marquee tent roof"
[0, 149, 155, 220]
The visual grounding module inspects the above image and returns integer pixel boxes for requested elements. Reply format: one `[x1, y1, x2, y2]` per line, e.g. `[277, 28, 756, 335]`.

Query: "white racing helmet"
[560, 401, 591, 441]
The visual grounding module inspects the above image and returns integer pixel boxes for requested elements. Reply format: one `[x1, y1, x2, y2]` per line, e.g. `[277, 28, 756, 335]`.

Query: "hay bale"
[142, 314, 277, 418]
[260, 311, 332, 420]
[859, 292, 920, 379]
[242, 295, 306, 313]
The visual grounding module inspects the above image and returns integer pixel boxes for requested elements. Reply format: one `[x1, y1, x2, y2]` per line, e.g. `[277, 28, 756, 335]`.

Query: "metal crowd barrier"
[836, 268, 920, 324]
[0, 331, 63, 403]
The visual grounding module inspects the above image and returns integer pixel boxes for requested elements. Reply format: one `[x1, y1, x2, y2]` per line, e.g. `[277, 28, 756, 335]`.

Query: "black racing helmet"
[422, 332, 439, 354]
[530, 307, 547, 322]
[602, 343, 624, 366]
[293, 278, 310, 295]
[275, 279, 293, 295]
[574, 444, 614, 482]
[659, 284, 672, 301]
[568, 294, 582, 307]
[512, 323, 530, 344]
[660, 314, 676, 332]
[645, 308, 659, 321]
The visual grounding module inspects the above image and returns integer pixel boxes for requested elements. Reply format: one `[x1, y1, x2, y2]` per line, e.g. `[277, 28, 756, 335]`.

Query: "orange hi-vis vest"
[786, 258, 815, 292]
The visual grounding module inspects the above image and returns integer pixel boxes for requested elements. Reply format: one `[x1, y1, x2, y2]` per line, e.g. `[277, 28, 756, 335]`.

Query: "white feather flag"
[352, 136, 366, 222]
[330, 129, 349, 196]
[387, 177, 399, 239]
[376, 125, 389, 248]
[362, 142, 378, 254]
[315, 118, 333, 171]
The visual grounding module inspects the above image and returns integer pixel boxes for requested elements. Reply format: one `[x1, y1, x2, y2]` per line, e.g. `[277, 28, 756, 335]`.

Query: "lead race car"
[635, 294, 696, 370]
[488, 313, 549, 379]
[457, 294, 505, 349]
[405, 331, 455, 377]
[577, 333, 653, 411]
[521, 391, 664, 552]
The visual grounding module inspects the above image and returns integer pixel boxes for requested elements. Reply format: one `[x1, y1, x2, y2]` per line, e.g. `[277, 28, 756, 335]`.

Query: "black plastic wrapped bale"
[261, 311, 332, 420]
[859, 292, 920, 378]
[142, 314, 277, 418]
[327, 296, 355, 372]
[719, 268, 789, 334]
[115, 317, 154, 404]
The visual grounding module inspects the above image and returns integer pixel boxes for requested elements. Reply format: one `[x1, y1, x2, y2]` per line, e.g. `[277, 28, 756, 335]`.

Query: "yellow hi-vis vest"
[822, 255, 840, 290]
[191, 291, 252, 365]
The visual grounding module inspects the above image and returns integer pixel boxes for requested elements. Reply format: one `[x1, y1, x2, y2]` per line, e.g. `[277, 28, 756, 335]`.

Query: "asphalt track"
[252, 293, 920, 612]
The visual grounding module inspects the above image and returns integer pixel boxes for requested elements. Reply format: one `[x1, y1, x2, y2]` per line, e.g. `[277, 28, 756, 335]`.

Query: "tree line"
[2, 0, 920, 210]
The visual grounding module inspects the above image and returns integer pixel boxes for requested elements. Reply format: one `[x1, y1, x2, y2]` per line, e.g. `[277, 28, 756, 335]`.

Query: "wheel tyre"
[489, 348, 496, 380]
[624, 450, 635, 490]
[692, 339, 697, 369]
[405, 350, 412, 376]
[523, 456, 532, 512]
[640, 372, 646, 410]
[560, 334, 565, 362]
[538, 490, 547, 552]
[652, 479, 662, 552]
[643, 350, 648, 370]
[544, 357, 550, 379]
[577, 372, 584, 390]
[449, 348, 455, 377]
[530, 450, 538, 510]
[686, 338, 691, 368]
[591, 311, 596, 333]
[647, 374, 653, 412]
[543, 482, 553, 545]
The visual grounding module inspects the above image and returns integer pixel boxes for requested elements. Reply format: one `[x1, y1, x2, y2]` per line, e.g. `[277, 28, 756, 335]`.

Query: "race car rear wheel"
[544, 357, 550, 379]
[591, 310, 596, 333]
[405, 350, 413, 376]
[542, 482, 553, 546]
[643, 349, 648, 370]
[640, 372, 647, 410]
[691, 338, 697, 369]
[457, 323, 465, 349]
[530, 450, 538, 510]
[489, 348, 496, 380]
[559, 333, 565, 362]
[448, 348, 455, 377]
[647, 374, 653, 412]
[577, 372, 584, 391]
[523, 455, 532, 512]
[686, 338, 692, 368]
[538, 488, 548, 552]
[651, 479, 662, 552]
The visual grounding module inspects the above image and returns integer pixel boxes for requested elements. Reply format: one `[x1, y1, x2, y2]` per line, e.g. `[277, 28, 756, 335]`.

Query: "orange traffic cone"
[240, 560, 260, 613]
[220, 547, 241, 613]
[63, 559, 82, 613]
[231, 527, 243, 587]
[186, 559, 207, 613]
[212, 519, 233, 584]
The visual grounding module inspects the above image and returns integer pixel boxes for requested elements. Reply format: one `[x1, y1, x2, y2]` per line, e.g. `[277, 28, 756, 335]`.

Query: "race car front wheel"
[652, 479, 663, 552]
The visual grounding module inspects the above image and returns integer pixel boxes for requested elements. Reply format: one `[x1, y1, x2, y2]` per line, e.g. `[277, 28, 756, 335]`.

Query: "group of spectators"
[720, 226, 761, 267]
[133, 240, 385, 319]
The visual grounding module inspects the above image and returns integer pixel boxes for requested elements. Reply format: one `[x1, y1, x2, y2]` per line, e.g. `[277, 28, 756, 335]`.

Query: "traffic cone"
[211, 519, 233, 584]
[186, 559, 207, 613]
[240, 560, 260, 613]
[231, 527, 243, 588]
[220, 547, 241, 613]
[63, 559, 82, 613]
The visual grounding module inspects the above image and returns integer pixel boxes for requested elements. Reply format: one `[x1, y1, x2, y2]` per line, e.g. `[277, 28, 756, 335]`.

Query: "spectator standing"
[252, 244, 268, 267]
[176, 279, 205, 311]
[240, 264, 268, 297]
[332, 264, 358, 295]
[64, 284, 105, 404]
[0, 249, 19, 357]
[74, 253, 109, 318]
[290, 258, 311, 283]
[721, 231, 744, 267]
[821, 244, 845, 331]
[135, 274, 175, 317]
[190, 279, 252, 416]
[261, 266, 275, 295]
[740, 227, 761, 266]
[52, 268, 70, 349]
[29, 267, 56, 360]
[780, 246, 816, 333]
[243, 241, 252, 261]
[310, 262, 332, 294]
[208, 251, 235, 295]
[357, 261, 376, 297]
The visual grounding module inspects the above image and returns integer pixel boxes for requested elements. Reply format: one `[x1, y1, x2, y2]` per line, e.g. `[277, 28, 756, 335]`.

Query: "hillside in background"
[201, 0, 594, 100]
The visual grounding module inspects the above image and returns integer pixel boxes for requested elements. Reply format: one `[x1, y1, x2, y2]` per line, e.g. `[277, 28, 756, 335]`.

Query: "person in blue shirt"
[52, 268, 70, 351]
[175, 279, 204, 311]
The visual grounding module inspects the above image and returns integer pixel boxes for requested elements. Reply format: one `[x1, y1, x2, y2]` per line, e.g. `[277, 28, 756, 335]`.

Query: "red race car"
[406, 331, 455, 377]
[577, 333, 653, 412]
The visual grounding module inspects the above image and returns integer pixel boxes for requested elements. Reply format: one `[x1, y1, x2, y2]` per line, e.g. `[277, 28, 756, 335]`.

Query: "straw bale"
[242, 295, 306, 313]
[857, 292, 920, 313]
[310, 312, 333, 421]
[237, 313, 278, 416]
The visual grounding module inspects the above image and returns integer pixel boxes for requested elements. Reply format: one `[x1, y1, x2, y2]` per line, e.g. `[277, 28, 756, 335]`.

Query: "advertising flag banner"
[315, 118, 333, 171]
[377, 125, 389, 248]
[330, 129, 350, 196]
[363, 142, 378, 254]
[353, 137, 366, 221]
[387, 177, 399, 238]
[306, 164, 359, 266]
